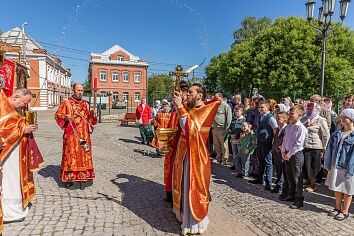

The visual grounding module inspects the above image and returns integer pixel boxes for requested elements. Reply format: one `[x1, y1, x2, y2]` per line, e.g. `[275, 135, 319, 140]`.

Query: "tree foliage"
[205, 16, 354, 99]
[233, 16, 272, 45]
[83, 78, 91, 96]
[147, 74, 173, 102]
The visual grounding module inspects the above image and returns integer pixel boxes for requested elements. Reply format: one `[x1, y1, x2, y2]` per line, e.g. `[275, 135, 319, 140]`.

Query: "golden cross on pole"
[169, 65, 189, 93]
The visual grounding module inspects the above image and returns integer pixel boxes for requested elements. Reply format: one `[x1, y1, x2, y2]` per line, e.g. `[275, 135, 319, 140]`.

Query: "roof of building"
[1, 27, 45, 56]
[1, 27, 70, 73]
[90, 44, 148, 67]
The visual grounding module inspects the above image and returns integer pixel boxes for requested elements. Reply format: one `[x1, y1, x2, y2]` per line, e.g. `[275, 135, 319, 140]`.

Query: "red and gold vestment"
[55, 97, 97, 182]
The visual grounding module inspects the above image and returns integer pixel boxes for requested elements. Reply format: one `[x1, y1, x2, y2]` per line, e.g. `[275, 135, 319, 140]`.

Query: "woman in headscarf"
[280, 97, 292, 111]
[324, 108, 354, 220]
[300, 102, 330, 192]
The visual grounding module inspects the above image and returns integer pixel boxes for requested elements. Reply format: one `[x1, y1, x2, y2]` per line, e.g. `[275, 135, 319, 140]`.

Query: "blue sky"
[0, 0, 352, 82]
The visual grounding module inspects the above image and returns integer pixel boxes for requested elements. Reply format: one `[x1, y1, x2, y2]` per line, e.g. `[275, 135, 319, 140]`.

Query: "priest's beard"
[73, 94, 82, 101]
[187, 97, 197, 109]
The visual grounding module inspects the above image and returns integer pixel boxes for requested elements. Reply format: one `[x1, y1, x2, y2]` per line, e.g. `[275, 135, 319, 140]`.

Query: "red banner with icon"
[0, 58, 15, 97]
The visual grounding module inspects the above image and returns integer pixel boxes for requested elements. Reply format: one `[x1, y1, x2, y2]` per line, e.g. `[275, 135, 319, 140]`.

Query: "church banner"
[0, 58, 15, 97]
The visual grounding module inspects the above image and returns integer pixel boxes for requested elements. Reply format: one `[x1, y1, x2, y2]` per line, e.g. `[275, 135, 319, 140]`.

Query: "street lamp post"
[108, 91, 113, 115]
[21, 22, 28, 64]
[305, 0, 350, 97]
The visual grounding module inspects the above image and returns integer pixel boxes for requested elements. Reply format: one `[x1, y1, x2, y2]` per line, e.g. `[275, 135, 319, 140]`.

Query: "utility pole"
[21, 22, 28, 64]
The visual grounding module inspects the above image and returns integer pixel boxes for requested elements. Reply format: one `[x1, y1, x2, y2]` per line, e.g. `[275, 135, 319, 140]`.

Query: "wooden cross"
[169, 65, 189, 93]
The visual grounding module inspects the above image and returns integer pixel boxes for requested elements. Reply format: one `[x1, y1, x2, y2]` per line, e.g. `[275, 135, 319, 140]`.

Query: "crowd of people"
[209, 93, 354, 217]
[134, 87, 354, 234]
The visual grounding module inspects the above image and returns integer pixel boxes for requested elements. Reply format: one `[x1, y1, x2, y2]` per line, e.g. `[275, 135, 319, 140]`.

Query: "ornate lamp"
[340, 0, 351, 20]
[306, 0, 316, 21]
[318, 7, 325, 24]
[322, 0, 337, 16]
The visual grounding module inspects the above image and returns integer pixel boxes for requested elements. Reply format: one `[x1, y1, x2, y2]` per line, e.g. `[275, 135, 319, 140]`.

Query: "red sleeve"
[147, 106, 152, 119]
[135, 106, 141, 119]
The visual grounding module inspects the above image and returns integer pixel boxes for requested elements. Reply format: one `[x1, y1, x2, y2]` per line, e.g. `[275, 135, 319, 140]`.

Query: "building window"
[134, 72, 141, 83]
[112, 92, 119, 101]
[100, 71, 107, 81]
[112, 72, 119, 82]
[100, 91, 107, 97]
[123, 92, 129, 102]
[123, 72, 129, 82]
[134, 92, 141, 102]
[117, 56, 124, 61]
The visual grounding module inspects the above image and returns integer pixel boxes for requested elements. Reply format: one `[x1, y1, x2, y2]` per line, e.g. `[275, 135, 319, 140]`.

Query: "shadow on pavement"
[110, 173, 180, 234]
[133, 149, 160, 158]
[210, 162, 332, 215]
[119, 138, 141, 144]
[38, 164, 93, 190]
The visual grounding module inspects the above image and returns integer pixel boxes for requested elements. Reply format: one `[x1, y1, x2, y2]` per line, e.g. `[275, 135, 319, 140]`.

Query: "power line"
[0, 35, 207, 69]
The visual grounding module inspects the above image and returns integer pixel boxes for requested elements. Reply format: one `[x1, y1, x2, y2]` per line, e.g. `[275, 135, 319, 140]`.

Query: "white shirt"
[281, 120, 308, 158]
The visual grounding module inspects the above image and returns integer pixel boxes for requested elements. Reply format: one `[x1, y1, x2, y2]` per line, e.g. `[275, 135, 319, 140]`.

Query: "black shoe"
[264, 183, 271, 191]
[79, 182, 85, 190]
[235, 174, 243, 178]
[249, 179, 263, 185]
[290, 200, 304, 209]
[64, 182, 73, 189]
[270, 186, 280, 193]
[229, 165, 236, 170]
[279, 195, 295, 202]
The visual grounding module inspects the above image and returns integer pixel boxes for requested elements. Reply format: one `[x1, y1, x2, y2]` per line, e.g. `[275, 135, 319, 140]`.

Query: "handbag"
[136, 105, 146, 125]
[136, 118, 143, 125]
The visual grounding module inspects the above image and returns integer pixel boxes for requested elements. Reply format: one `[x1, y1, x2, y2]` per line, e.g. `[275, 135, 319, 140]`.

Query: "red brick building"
[89, 45, 148, 108]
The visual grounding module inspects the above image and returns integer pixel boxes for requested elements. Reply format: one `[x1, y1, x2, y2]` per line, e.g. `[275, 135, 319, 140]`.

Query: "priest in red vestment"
[172, 83, 220, 235]
[0, 88, 37, 225]
[55, 83, 97, 190]
[163, 81, 189, 204]
[152, 100, 172, 156]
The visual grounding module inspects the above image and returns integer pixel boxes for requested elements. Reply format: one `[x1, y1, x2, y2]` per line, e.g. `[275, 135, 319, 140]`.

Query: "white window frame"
[123, 92, 129, 102]
[134, 72, 141, 83]
[117, 56, 124, 61]
[99, 71, 107, 81]
[123, 72, 129, 82]
[112, 72, 119, 82]
[112, 93, 119, 101]
[100, 91, 107, 97]
[134, 92, 141, 102]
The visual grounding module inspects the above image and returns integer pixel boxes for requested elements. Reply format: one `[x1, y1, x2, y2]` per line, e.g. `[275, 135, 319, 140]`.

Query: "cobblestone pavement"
[4, 110, 354, 235]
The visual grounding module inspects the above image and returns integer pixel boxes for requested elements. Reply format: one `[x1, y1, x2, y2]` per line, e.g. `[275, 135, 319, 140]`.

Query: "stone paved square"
[4, 110, 354, 236]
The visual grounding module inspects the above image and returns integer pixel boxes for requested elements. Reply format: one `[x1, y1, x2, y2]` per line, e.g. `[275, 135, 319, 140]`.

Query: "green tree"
[233, 16, 272, 45]
[206, 16, 354, 99]
[147, 74, 173, 103]
[83, 78, 91, 96]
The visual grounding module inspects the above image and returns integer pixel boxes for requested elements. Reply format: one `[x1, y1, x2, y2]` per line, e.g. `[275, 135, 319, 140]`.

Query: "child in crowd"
[271, 112, 288, 195]
[152, 100, 172, 157]
[280, 106, 308, 209]
[324, 108, 354, 221]
[234, 122, 257, 178]
[229, 106, 246, 170]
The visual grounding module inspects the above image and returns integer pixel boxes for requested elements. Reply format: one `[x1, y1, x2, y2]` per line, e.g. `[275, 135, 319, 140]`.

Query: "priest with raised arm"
[172, 83, 220, 235]
[55, 83, 97, 190]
